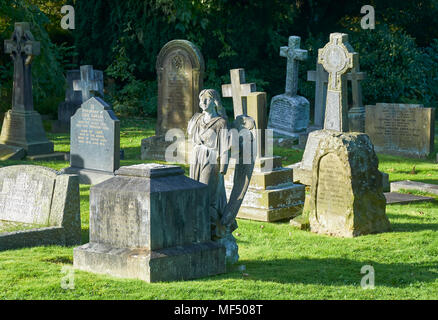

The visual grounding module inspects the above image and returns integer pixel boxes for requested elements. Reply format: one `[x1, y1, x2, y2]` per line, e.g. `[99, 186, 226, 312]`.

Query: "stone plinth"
[225, 156, 305, 222]
[0, 110, 54, 156]
[305, 131, 391, 237]
[73, 163, 226, 282]
[0, 165, 81, 251]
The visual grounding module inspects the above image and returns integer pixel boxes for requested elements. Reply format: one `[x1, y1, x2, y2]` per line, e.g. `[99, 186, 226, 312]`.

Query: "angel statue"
[188, 88, 256, 264]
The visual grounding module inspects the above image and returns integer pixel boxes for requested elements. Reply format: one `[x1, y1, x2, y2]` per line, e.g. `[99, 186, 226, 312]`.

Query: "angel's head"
[199, 89, 227, 118]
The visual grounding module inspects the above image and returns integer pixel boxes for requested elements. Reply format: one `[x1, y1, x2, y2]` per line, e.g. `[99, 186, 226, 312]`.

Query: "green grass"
[0, 118, 437, 300]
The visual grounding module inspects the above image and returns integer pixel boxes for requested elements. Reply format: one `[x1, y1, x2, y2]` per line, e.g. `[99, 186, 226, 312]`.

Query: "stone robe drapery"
[188, 112, 230, 239]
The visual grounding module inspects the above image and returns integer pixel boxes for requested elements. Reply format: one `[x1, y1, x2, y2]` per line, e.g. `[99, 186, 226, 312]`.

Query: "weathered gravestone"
[224, 92, 305, 222]
[141, 40, 204, 162]
[290, 33, 391, 236]
[63, 97, 120, 184]
[347, 64, 366, 132]
[73, 163, 226, 282]
[0, 22, 62, 160]
[304, 132, 391, 237]
[365, 103, 435, 158]
[0, 165, 81, 250]
[53, 67, 104, 133]
[307, 63, 328, 132]
[268, 36, 309, 138]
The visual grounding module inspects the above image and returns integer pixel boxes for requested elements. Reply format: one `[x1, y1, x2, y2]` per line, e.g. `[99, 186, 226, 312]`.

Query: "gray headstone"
[268, 36, 310, 137]
[64, 97, 120, 184]
[0, 165, 81, 250]
[73, 163, 226, 282]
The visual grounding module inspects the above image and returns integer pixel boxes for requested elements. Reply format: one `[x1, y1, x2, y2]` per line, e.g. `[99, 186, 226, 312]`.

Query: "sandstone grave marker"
[141, 40, 204, 162]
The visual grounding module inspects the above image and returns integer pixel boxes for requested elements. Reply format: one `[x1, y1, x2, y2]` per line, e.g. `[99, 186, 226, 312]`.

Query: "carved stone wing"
[221, 114, 257, 230]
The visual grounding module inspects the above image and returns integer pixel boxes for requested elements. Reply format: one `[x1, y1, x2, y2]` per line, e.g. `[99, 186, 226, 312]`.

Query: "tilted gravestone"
[0, 22, 59, 159]
[141, 40, 204, 162]
[0, 165, 81, 250]
[63, 97, 120, 184]
[365, 103, 435, 158]
[54, 67, 104, 133]
[74, 163, 226, 282]
[268, 36, 309, 138]
[290, 33, 391, 237]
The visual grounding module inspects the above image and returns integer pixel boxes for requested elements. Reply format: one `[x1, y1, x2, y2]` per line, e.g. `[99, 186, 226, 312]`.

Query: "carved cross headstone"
[4, 22, 40, 112]
[346, 61, 366, 111]
[222, 68, 256, 118]
[280, 36, 307, 97]
[307, 63, 329, 128]
[73, 65, 100, 103]
[318, 33, 356, 132]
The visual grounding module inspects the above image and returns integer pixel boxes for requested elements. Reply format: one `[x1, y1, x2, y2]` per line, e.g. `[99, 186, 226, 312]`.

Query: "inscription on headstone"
[365, 103, 435, 158]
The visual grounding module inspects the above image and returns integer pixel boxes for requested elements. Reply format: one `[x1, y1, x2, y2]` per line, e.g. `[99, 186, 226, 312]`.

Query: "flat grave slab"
[384, 192, 435, 205]
[391, 180, 438, 196]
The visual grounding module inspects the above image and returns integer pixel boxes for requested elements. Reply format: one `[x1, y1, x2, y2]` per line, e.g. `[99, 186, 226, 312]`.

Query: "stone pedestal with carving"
[304, 131, 391, 237]
[225, 156, 305, 222]
[73, 163, 226, 282]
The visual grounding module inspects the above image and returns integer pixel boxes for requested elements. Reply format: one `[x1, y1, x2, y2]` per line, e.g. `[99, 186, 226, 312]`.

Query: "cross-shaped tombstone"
[73, 65, 101, 103]
[280, 36, 307, 97]
[222, 68, 256, 118]
[307, 63, 329, 128]
[346, 59, 366, 111]
[318, 33, 356, 132]
[4, 22, 40, 112]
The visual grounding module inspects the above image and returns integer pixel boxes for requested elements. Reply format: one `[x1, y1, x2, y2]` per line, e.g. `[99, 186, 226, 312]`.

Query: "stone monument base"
[62, 167, 114, 185]
[268, 94, 310, 139]
[0, 144, 25, 160]
[225, 156, 305, 222]
[305, 130, 391, 237]
[0, 110, 54, 156]
[74, 238, 226, 283]
[141, 135, 192, 164]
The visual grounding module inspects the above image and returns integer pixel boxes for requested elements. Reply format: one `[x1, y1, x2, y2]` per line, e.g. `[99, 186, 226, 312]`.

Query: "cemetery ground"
[0, 118, 437, 300]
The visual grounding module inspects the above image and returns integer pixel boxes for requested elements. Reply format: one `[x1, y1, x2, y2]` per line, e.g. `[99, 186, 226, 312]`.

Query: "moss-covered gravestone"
[74, 163, 226, 282]
[305, 131, 390, 237]
[0, 165, 81, 250]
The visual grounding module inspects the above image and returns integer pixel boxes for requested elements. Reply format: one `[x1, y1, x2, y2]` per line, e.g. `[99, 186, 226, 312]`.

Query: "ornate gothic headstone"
[268, 36, 309, 137]
[0, 22, 54, 157]
[141, 39, 204, 162]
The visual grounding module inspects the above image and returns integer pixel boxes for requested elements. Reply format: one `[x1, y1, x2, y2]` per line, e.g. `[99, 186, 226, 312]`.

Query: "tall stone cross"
[4, 22, 40, 112]
[73, 65, 101, 103]
[318, 33, 356, 132]
[307, 63, 329, 128]
[222, 68, 256, 118]
[346, 59, 366, 111]
[280, 36, 307, 97]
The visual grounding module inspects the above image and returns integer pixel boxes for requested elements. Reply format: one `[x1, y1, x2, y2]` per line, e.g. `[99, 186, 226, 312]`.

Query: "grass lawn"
[0, 118, 437, 300]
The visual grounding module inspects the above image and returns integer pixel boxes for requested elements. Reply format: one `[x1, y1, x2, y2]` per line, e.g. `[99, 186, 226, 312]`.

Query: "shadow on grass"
[226, 257, 438, 288]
